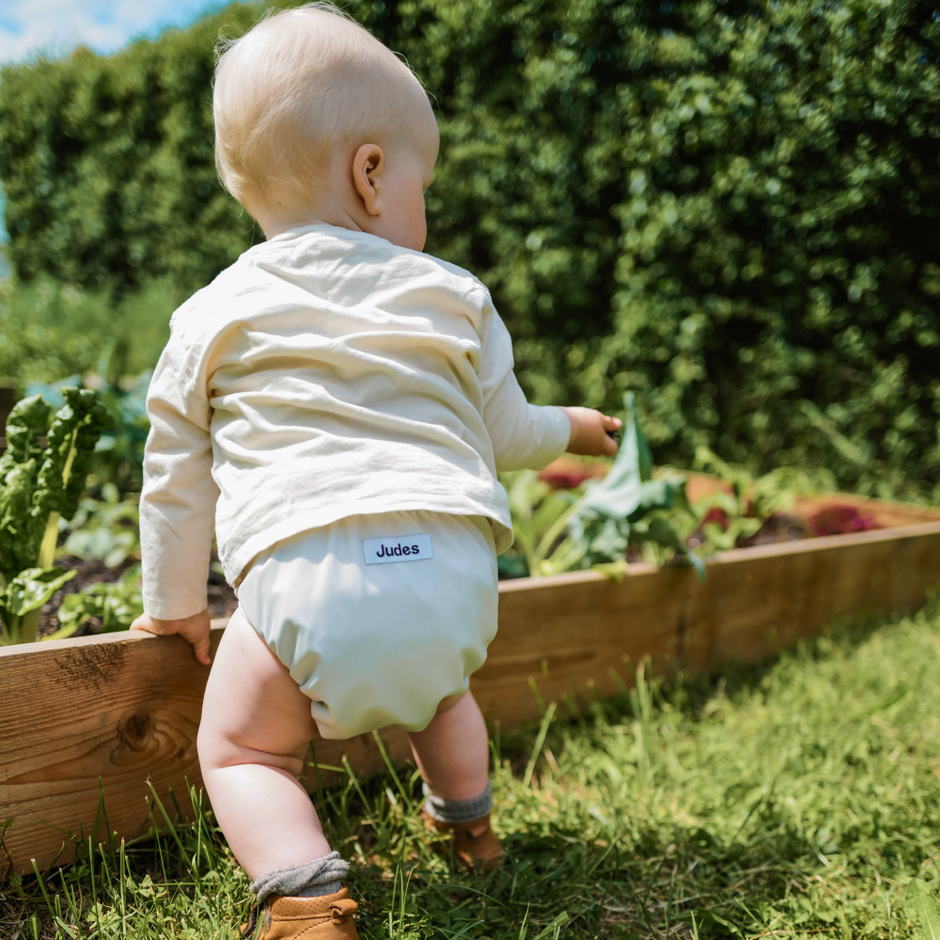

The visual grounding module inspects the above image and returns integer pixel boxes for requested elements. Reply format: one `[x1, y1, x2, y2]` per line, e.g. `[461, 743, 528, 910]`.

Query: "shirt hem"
[223, 496, 514, 586]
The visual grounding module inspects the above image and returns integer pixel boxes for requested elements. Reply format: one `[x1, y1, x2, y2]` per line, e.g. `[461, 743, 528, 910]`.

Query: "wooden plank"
[2, 520, 940, 875]
[679, 524, 940, 673]
[0, 627, 216, 874]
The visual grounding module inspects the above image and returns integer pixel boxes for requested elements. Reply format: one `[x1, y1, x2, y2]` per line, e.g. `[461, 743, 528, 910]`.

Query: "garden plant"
[0, 388, 106, 643]
[500, 394, 704, 580]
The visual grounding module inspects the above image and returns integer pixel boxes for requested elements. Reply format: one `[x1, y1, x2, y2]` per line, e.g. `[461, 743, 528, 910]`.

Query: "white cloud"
[0, 0, 221, 65]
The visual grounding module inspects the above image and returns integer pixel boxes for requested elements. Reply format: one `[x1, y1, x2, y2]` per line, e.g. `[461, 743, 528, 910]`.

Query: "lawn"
[4, 595, 940, 939]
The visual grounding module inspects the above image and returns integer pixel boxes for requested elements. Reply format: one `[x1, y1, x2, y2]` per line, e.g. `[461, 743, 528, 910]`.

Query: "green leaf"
[565, 394, 703, 578]
[575, 393, 647, 523]
[0, 388, 108, 585]
[54, 591, 101, 638]
[34, 386, 109, 524]
[53, 564, 143, 636]
[0, 461, 40, 581]
[0, 395, 50, 473]
[1, 567, 75, 617]
[905, 878, 940, 940]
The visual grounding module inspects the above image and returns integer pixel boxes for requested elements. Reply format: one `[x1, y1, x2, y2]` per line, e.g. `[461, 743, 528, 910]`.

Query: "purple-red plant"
[701, 507, 731, 531]
[808, 504, 878, 537]
[540, 469, 597, 490]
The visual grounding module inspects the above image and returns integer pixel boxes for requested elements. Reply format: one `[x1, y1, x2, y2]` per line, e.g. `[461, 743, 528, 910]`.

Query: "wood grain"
[2, 515, 940, 875]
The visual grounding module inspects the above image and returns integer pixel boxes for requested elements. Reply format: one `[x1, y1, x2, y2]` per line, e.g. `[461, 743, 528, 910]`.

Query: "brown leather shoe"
[422, 811, 505, 872]
[241, 886, 359, 940]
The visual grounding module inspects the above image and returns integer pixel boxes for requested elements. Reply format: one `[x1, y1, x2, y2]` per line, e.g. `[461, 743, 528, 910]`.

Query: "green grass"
[5, 596, 940, 939]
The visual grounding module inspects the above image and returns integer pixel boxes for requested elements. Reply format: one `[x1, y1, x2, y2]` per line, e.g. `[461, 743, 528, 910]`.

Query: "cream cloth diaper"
[237, 510, 498, 739]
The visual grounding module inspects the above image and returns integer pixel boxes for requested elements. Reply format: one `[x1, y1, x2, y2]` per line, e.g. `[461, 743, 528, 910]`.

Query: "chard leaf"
[566, 394, 705, 580]
[0, 461, 40, 580]
[0, 395, 50, 474]
[1, 567, 76, 617]
[1, 388, 108, 585]
[34, 387, 109, 522]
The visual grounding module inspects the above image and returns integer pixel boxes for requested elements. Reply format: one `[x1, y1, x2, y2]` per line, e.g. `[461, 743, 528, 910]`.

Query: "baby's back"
[160, 224, 509, 585]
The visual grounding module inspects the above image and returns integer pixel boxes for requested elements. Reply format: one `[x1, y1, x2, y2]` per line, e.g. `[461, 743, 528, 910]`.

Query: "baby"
[131, 4, 620, 938]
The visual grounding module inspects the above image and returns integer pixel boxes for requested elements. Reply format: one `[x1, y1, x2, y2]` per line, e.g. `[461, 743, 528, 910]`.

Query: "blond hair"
[214, 3, 427, 209]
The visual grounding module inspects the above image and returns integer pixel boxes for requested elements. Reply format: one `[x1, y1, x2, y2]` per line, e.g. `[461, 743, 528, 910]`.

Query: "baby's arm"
[479, 308, 620, 468]
[130, 344, 219, 664]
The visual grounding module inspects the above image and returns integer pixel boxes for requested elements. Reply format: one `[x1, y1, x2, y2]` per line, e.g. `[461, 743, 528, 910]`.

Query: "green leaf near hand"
[566, 394, 705, 580]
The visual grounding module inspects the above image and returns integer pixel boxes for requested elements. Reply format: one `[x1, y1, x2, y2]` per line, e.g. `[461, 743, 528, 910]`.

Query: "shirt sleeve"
[478, 305, 571, 471]
[139, 326, 219, 620]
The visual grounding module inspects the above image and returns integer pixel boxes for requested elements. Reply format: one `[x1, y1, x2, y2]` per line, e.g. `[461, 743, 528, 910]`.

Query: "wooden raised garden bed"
[2, 487, 939, 876]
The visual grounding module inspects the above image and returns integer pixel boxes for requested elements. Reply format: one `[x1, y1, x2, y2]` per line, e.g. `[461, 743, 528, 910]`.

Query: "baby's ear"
[352, 143, 384, 216]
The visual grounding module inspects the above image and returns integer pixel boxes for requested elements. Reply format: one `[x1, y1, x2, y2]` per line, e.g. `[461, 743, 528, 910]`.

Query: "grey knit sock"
[250, 851, 349, 905]
[423, 781, 492, 824]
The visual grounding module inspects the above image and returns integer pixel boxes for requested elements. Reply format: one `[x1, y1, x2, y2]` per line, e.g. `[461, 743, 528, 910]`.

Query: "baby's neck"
[252, 182, 362, 240]
[258, 207, 362, 241]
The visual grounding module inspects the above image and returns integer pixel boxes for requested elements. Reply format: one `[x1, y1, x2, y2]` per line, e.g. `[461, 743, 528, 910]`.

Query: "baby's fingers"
[130, 612, 212, 666]
[130, 613, 169, 636]
[189, 634, 212, 666]
[601, 414, 621, 455]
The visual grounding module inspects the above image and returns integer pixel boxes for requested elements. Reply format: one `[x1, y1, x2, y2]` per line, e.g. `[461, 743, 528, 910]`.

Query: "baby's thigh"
[198, 608, 320, 773]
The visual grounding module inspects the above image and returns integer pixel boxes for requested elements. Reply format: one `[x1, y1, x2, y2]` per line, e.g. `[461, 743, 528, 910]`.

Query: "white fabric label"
[362, 533, 433, 565]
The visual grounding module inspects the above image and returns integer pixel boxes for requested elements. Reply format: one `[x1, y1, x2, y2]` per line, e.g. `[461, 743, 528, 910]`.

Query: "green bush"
[0, 278, 174, 383]
[414, 0, 940, 500]
[0, 0, 938, 498]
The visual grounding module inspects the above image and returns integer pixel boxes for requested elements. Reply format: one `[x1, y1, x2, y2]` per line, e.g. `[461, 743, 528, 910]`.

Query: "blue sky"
[0, 0, 228, 245]
[0, 0, 225, 65]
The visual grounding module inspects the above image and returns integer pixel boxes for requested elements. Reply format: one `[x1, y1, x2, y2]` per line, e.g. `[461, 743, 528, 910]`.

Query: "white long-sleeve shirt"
[141, 224, 571, 620]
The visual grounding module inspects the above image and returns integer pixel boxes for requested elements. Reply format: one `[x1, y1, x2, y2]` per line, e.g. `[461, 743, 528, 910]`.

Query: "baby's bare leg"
[197, 608, 330, 879]
[408, 691, 503, 870]
[406, 691, 489, 801]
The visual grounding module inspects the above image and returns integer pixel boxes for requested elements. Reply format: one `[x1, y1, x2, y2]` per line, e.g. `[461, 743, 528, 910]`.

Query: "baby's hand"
[130, 610, 212, 666]
[560, 407, 622, 458]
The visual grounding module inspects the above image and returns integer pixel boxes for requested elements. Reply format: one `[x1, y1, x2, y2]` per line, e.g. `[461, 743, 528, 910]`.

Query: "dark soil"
[738, 512, 807, 547]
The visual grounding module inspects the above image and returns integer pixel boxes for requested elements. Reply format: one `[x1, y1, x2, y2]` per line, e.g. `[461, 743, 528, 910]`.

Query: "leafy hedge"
[0, 0, 938, 498]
